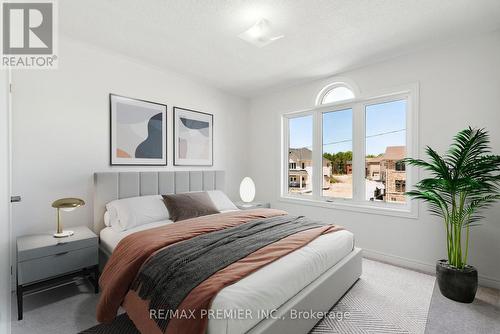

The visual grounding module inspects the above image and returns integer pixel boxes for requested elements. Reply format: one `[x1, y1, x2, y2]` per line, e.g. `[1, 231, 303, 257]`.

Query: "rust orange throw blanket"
[97, 209, 343, 333]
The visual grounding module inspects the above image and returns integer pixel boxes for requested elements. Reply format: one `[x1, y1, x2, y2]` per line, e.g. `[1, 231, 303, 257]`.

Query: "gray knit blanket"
[131, 214, 330, 331]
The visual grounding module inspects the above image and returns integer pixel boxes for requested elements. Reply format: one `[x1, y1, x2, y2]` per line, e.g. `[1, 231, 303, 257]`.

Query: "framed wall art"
[110, 94, 167, 165]
[173, 107, 213, 166]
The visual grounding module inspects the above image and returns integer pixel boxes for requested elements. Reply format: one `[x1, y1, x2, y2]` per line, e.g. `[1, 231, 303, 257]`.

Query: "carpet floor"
[310, 259, 435, 333]
[425, 283, 500, 334]
[11, 259, 500, 334]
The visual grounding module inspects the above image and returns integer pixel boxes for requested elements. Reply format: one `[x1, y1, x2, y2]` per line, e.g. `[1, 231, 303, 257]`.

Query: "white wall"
[0, 70, 12, 332]
[248, 31, 500, 288]
[11, 36, 249, 238]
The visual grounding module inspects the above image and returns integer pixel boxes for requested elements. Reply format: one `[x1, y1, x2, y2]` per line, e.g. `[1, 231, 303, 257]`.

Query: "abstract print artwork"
[110, 94, 167, 165]
[174, 107, 213, 166]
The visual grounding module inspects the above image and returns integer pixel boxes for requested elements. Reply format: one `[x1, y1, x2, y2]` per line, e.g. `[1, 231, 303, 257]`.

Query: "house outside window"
[282, 80, 418, 217]
[286, 115, 313, 196]
[288, 147, 332, 193]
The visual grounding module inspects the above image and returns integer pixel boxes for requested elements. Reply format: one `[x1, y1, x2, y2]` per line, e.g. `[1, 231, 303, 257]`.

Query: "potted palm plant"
[405, 127, 500, 303]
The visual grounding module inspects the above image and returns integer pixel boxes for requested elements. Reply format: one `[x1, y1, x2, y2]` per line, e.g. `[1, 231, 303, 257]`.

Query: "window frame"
[281, 82, 419, 218]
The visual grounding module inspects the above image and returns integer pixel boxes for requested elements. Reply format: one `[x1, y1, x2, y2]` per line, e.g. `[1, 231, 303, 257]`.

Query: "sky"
[289, 99, 406, 156]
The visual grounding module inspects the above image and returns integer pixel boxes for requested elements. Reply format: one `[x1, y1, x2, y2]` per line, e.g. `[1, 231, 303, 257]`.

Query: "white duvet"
[100, 219, 354, 334]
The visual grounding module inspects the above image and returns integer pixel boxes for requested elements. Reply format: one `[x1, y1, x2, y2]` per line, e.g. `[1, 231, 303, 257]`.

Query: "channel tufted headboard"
[93, 171, 225, 233]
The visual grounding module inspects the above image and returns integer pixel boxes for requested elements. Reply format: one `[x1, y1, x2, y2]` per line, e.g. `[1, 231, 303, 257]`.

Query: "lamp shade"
[239, 177, 256, 203]
[52, 198, 85, 210]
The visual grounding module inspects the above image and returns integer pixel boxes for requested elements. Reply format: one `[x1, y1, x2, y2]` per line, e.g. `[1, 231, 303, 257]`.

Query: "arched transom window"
[318, 83, 356, 105]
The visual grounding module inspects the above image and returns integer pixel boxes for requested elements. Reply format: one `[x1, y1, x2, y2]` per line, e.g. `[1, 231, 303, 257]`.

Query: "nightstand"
[16, 225, 99, 320]
[235, 202, 271, 210]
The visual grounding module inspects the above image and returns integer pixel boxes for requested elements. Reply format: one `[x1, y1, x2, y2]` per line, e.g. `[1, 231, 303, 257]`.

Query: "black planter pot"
[436, 259, 478, 303]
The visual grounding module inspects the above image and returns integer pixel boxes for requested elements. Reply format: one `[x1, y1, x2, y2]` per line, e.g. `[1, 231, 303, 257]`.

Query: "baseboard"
[362, 248, 500, 290]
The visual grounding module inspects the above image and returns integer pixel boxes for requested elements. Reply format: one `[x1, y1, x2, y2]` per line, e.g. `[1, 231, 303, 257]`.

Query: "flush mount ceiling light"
[238, 19, 284, 48]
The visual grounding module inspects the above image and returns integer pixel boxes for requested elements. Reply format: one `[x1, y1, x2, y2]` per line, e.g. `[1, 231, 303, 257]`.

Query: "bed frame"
[93, 171, 362, 334]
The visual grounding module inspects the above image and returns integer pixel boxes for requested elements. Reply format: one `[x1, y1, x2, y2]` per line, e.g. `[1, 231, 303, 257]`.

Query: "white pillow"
[207, 190, 238, 212]
[103, 211, 111, 227]
[105, 195, 169, 232]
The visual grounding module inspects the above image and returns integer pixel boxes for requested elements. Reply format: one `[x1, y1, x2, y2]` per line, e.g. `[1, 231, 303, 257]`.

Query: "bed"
[94, 171, 362, 334]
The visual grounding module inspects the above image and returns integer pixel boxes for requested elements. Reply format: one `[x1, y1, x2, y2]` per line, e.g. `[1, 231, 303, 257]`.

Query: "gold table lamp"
[51, 198, 85, 238]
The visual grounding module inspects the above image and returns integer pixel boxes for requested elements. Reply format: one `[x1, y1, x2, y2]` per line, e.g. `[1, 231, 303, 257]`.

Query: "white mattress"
[100, 220, 354, 334]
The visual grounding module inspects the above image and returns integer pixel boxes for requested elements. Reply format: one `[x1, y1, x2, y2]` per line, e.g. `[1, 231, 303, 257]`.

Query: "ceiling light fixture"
[238, 19, 284, 48]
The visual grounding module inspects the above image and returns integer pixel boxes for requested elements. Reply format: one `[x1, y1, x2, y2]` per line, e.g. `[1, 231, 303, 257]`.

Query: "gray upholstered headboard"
[93, 171, 225, 233]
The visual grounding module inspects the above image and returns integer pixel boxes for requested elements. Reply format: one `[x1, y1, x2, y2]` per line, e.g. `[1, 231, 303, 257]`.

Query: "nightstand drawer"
[18, 238, 97, 262]
[18, 246, 98, 285]
[17, 226, 98, 262]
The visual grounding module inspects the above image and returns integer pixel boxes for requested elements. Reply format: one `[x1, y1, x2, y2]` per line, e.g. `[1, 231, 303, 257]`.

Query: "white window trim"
[281, 82, 419, 219]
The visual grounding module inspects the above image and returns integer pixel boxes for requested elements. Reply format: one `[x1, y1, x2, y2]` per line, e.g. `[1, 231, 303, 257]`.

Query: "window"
[322, 86, 355, 104]
[365, 100, 407, 203]
[322, 108, 353, 199]
[282, 81, 417, 216]
[395, 161, 406, 171]
[395, 180, 406, 193]
[317, 81, 359, 105]
[287, 115, 313, 197]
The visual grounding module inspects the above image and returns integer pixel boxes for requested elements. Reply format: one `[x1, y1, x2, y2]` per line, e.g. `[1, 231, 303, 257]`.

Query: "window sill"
[278, 196, 418, 219]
